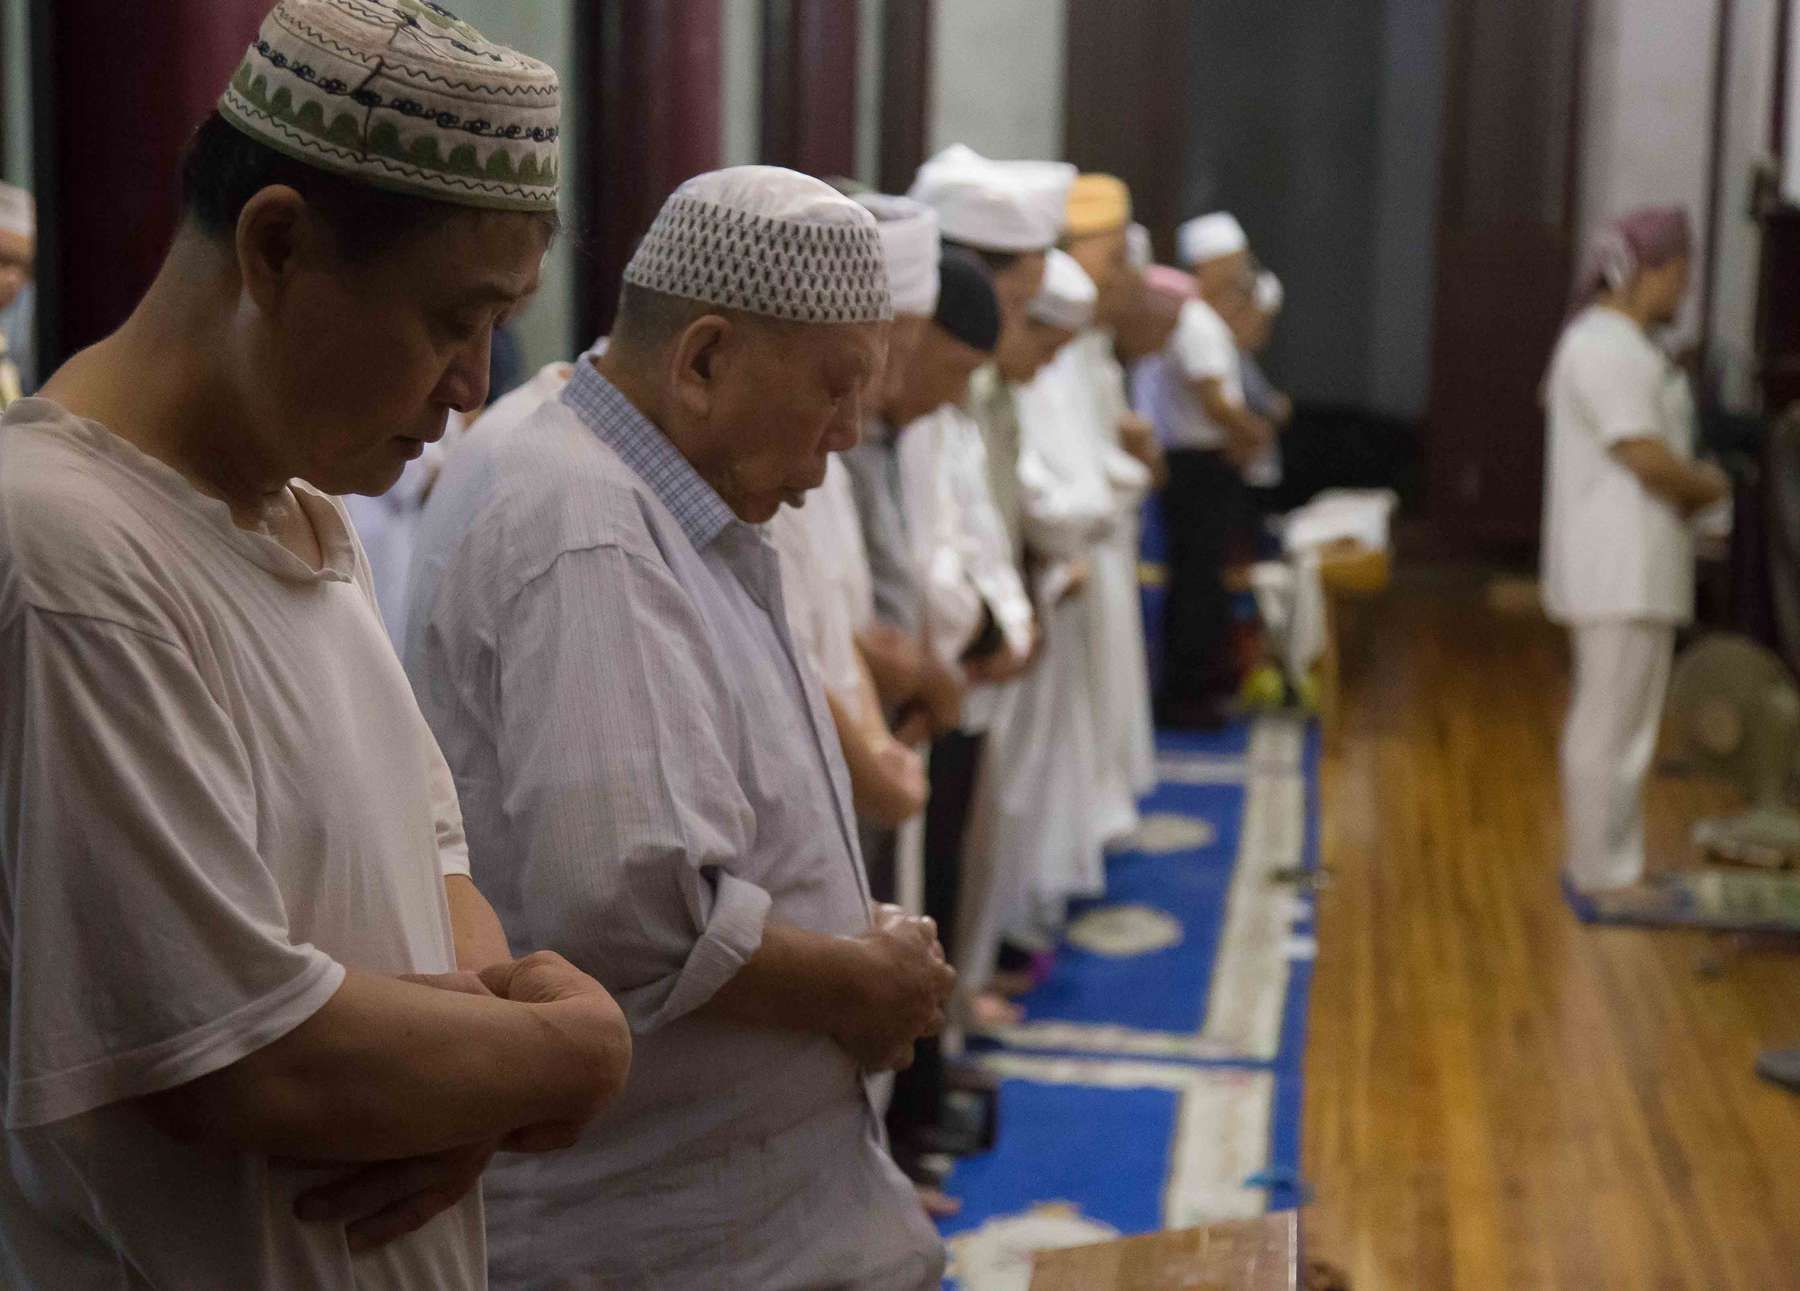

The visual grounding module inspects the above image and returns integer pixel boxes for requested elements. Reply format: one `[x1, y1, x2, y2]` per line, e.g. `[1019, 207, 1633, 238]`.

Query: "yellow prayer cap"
[1065, 173, 1132, 238]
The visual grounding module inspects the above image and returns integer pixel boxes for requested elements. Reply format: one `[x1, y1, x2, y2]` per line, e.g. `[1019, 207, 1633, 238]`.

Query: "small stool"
[1317, 541, 1391, 751]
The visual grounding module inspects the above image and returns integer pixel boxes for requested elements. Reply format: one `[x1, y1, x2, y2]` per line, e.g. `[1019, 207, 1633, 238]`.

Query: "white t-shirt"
[0, 401, 482, 1289]
[1145, 298, 1243, 451]
[1541, 306, 1697, 625]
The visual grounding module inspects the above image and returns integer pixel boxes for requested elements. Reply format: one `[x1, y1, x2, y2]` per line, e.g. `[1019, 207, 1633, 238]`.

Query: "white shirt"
[1541, 306, 1697, 625]
[770, 457, 875, 704]
[896, 403, 1035, 675]
[0, 401, 480, 1290]
[404, 365, 937, 1288]
[1145, 298, 1243, 451]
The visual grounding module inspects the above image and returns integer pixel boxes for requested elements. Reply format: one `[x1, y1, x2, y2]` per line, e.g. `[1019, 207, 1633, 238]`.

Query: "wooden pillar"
[760, 0, 859, 180]
[33, 0, 267, 369]
[878, 0, 934, 195]
[575, 0, 724, 343]
[1061, 0, 1191, 261]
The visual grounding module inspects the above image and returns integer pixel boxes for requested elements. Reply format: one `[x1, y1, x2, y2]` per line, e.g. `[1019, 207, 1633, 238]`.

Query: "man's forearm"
[141, 967, 628, 1163]
[698, 923, 869, 1039]
[1613, 439, 1725, 512]
[446, 874, 513, 972]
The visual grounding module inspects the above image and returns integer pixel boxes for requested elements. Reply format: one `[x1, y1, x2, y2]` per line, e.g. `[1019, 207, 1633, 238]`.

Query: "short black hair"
[179, 111, 558, 263]
[943, 238, 1021, 276]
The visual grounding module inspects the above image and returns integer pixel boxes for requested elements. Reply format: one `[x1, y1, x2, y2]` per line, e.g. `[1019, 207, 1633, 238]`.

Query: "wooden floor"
[1302, 567, 1800, 1291]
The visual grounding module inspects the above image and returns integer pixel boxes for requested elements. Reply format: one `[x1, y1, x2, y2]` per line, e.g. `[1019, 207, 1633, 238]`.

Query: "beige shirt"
[0, 400, 480, 1290]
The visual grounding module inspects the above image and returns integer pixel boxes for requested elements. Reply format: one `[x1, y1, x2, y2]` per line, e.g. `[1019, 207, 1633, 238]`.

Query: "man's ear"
[234, 185, 314, 316]
[669, 313, 732, 421]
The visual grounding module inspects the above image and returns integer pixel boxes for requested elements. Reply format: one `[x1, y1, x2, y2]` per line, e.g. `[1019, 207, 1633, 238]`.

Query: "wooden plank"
[1029, 1213, 1299, 1291]
[1302, 567, 1800, 1289]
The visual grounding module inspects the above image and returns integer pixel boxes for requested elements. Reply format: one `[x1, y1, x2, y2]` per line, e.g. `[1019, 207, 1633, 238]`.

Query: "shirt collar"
[561, 358, 737, 551]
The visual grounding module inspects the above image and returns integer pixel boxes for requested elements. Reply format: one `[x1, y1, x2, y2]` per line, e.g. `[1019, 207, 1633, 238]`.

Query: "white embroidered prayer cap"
[1178, 211, 1248, 266]
[1126, 222, 1153, 272]
[1255, 270, 1284, 314]
[909, 144, 1075, 254]
[219, 0, 561, 212]
[855, 192, 941, 317]
[0, 184, 32, 240]
[1027, 249, 1097, 332]
[624, 166, 892, 324]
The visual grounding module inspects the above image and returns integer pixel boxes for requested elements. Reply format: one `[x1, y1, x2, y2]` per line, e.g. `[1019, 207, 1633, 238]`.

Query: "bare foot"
[916, 1185, 962, 1219]
[988, 970, 1035, 998]
[970, 991, 1024, 1029]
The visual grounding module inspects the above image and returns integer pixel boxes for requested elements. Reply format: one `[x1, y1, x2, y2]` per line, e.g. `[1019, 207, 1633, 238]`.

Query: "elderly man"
[0, 3, 632, 1286]
[959, 248, 1109, 1006]
[1236, 270, 1294, 505]
[911, 144, 1072, 327]
[769, 192, 943, 838]
[405, 166, 952, 1290]
[837, 246, 1011, 1194]
[0, 183, 33, 405]
[1544, 206, 1728, 896]
[1145, 211, 1274, 728]
[1053, 176, 1158, 845]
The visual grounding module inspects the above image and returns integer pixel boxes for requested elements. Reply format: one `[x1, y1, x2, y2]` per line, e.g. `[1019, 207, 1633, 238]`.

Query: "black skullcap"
[934, 246, 1002, 354]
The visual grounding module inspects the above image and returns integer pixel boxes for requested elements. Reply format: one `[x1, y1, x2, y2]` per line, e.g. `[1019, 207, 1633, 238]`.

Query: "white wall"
[1579, 0, 1720, 344]
[722, 0, 763, 168]
[444, 1, 579, 371]
[3, 0, 30, 188]
[931, 0, 1065, 162]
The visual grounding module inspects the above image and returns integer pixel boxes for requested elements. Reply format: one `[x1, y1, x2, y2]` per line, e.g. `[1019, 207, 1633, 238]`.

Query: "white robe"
[954, 366, 1116, 991]
[1062, 331, 1158, 830]
[1017, 339, 1150, 846]
[895, 403, 1034, 732]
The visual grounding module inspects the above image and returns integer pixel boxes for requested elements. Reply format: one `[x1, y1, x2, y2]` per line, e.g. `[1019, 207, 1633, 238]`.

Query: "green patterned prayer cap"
[219, 0, 560, 213]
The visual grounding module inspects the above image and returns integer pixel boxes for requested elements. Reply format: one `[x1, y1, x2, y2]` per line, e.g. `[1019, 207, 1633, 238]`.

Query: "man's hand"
[1687, 461, 1731, 516]
[914, 654, 966, 737]
[296, 1139, 497, 1254]
[857, 623, 928, 712]
[833, 911, 957, 1071]
[1223, 413, 1275, 470]
[964, 637, 1033, 686]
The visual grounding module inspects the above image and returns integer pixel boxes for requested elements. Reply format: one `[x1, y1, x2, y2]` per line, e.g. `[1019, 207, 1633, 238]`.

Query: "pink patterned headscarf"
[1571, 205, 1693, 313]
[1142, 263, 1198, 302]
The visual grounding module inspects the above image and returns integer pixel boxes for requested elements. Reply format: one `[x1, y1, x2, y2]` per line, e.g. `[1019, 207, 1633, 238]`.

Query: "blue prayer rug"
[941, 715, 1319, 1290]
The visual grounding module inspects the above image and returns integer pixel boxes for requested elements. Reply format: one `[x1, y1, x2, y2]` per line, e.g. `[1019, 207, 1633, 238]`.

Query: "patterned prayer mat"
[941, 715, 1318, 1290]
[1563, 867, 1800, 934]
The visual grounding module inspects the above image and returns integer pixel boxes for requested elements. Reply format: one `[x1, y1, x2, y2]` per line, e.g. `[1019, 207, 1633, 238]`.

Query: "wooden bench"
[1029, 1212, 1301, 1291]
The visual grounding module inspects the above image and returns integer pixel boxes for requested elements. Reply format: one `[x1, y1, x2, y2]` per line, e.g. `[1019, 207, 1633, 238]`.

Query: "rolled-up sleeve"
[497, 543, 770, 1033]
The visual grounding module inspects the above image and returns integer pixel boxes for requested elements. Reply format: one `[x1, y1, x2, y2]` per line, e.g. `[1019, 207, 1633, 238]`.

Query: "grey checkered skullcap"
[624, 166, 893, 325]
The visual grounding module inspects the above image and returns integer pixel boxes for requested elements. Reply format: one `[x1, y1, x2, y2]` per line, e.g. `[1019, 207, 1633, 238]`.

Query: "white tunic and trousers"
[405, 362, 942, 1290]
[1542, 305, 1697, 892]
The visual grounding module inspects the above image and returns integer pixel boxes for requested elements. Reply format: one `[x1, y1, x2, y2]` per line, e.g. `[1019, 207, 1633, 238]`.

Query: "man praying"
[405, 166, 953, 1290]
[0, 4, 631, 1286]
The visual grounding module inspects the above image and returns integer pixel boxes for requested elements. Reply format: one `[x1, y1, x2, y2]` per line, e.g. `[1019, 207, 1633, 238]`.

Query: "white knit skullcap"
[1126, 222, 1153, 271]
[0, 184, 32, 239]
[909, 144, 1075, 253]
[856, 192, 941, 317]
[1027, 249, 1097, 332]
[624, 165, 892, 324]
[1255, 270, 1284, 314]
[1178, 211, 1248, 266]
